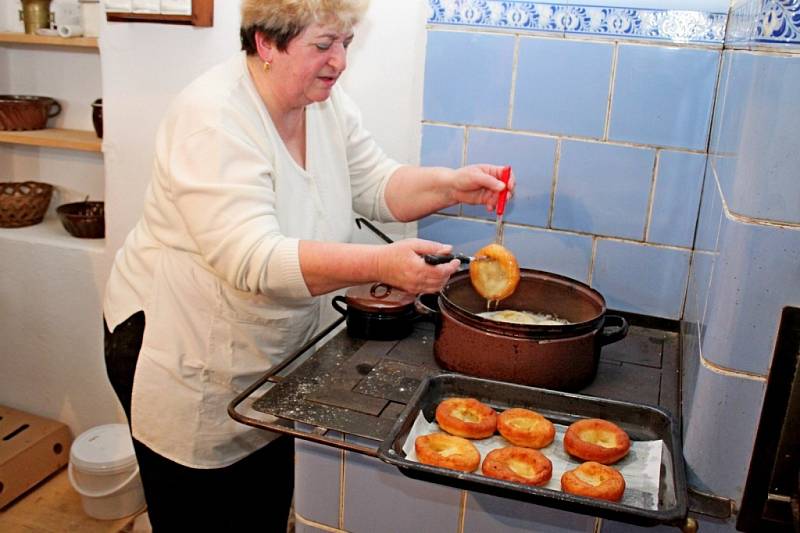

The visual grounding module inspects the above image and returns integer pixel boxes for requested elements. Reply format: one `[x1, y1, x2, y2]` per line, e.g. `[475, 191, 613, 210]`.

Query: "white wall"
[0, 0, 427, 435]
[0, 4, 110, 433]
[103, 0, 427, 253]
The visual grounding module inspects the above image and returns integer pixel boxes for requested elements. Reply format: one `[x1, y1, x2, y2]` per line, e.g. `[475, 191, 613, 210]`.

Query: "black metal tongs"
[355, 218, 474, 266]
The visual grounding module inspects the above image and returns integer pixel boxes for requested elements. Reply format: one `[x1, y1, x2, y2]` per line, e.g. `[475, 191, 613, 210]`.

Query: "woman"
[103, 0, 512, 530]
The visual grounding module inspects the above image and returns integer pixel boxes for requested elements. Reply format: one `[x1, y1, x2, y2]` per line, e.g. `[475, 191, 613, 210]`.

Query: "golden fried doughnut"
[415, 433, 481, 472]
[469, 243, 521, 301]
[497, 408, 555, 449]
[481, 446, 553, 486]
[561, 461, 626, 501]
[435, 397, 497, 439]
[563, 418, 631, 465]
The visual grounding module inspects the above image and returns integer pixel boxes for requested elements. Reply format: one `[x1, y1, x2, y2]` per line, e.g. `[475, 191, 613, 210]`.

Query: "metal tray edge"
[376, 372, 688, 527]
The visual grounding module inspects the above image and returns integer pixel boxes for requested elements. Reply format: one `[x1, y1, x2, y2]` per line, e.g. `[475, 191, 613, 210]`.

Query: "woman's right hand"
[375, 238, 461, 294]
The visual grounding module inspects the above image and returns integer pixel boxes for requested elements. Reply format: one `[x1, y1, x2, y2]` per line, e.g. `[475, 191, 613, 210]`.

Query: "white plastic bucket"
[68, 423, 146, 520]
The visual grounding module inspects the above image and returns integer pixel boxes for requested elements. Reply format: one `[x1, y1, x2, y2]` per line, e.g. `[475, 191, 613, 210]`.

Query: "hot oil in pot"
[478, 310, 571, 326]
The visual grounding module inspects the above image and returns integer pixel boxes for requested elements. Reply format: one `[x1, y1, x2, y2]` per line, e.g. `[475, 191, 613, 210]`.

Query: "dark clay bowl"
[56, 201, 105, 238]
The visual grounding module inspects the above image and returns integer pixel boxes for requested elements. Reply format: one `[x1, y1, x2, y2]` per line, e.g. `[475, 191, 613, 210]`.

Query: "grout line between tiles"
[588, 237, 597, 285]
[338, 449, 345, 530]
[506, 35, 521, 129]
[603, 43, 619, 141]
[699, 352, 767, 381]
[547, 138, 561, 228]
[460, 127, 470, 216]
[643, 150, 661, 242]
[421, 119, 708, 155]
[425, 24, 723, 51]
[711, 156, 800, 229]
[429, 212, 695, 252]
[296, 511, 347, 532]
[457, 490, 468, 533]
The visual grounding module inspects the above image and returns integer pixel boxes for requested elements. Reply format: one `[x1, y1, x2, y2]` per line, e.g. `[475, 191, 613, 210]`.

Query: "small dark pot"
[333, 282, 418, 341]
[91, 98, 102, 139]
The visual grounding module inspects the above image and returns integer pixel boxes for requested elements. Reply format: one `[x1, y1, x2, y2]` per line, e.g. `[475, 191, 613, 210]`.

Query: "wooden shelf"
[0, 128, 101, 152]
[106, 0, 213, 27]
[0, 215, 105, 252]
[0, 32, 98, 49]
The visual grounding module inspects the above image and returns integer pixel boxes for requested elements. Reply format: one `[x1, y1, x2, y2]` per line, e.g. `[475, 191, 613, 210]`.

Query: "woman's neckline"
[244, 53, 311, 172]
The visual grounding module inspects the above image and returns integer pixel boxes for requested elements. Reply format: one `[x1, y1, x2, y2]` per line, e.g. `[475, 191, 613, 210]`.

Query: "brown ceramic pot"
[416, 269, 628, 391]
[333, 282, 418, 341]
[0, 95, 61, 131]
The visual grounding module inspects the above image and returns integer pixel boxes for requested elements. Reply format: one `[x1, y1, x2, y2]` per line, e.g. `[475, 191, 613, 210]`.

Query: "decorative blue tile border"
[728, 0, 800, 46]
[426, 1, 727, 44]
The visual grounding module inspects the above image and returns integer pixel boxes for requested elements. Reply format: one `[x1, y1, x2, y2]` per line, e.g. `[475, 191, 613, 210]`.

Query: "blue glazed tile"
[294, 431, 342, 527]
[461, 130, 556, 227]
[708, 52, 739, 157]
[464, 491, 596, 532]
[421, 124, 465, 215]
[420, 124, 464, 168]
[680, 320, 701, 430]
[648, 151, 706, 247]
[426, 1, 727, 44]
[700, 214, 800, 375]
[513, 38, 613, 138]
[684, 251, 714, 326]
[694, 161, 723, 252]
[343, 451, 461, 533]
[712, 52, 800, 224]
[682, 363, 765, 500]
[423, 30, 515, 128]
[418, 215, 495, 255]
[609, 45, 719, 150]
[503, 226, 593, 283]
[728, 0, 800, 46]
[593, 240, 691, 319]
[552, 140, 654, 240]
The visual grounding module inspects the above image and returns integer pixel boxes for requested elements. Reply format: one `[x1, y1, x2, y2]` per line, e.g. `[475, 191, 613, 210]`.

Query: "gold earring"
[263, 61, 271, 73]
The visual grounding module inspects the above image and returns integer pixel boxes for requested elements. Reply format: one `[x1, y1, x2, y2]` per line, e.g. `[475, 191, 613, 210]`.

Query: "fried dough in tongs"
[469, 243, 520, 301]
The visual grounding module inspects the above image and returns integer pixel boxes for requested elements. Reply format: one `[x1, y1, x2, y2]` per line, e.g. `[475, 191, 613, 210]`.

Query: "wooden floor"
[0, 467, 142, 532]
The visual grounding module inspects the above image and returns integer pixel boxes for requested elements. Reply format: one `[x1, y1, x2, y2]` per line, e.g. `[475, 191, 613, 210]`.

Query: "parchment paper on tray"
[402, 412, 662, 510]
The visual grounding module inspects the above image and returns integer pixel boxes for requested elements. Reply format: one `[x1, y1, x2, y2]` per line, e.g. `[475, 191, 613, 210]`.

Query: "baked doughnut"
[469, 243, 521, 301]
[415, 433, 481, 472]
[563, 418, 631, 464]
[436, 398, 497, 439]
[497, 408, 555, 449]
[481, 446, 552, 486]
[561, 461, 626, 502]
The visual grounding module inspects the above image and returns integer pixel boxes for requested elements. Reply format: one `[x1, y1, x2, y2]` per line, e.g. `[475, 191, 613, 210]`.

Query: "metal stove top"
[251, 319, 679, 443]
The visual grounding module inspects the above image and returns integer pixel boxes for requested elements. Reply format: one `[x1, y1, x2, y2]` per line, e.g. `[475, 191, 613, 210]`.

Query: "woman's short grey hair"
[240, 0, 369, 54]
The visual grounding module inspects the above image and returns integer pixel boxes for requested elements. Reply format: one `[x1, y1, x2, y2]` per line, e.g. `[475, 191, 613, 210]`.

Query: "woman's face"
[270, 22, 354, 107]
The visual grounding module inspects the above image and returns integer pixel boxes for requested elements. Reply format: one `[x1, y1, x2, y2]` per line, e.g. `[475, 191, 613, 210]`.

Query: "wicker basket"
[56, 201, 105, 239]
[0, 181, 53, 228]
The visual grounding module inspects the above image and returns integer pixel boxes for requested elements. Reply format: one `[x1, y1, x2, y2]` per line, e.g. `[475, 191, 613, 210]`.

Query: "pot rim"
[0, 95, 57, 104]
[438, 268, 607, 338]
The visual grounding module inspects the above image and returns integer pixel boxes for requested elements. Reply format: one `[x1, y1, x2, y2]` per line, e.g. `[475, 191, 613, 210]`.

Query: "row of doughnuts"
[414, 397, 631, 501]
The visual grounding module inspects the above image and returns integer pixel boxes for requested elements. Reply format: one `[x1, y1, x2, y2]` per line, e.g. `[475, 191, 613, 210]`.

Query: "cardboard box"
[0, 405, 73, 509]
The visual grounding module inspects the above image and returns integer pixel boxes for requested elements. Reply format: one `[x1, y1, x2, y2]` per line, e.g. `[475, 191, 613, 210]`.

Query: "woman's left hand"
[449, 164, 515, 213]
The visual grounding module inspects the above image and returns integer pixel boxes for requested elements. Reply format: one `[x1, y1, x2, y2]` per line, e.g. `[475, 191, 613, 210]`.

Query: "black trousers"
[104, 312, 294, 532]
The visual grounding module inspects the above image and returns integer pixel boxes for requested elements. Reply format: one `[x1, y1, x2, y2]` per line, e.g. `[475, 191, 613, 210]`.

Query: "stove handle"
[598, 314, 629, 346]
[227, 315, 381, 458]
[356, 217, 394, 244]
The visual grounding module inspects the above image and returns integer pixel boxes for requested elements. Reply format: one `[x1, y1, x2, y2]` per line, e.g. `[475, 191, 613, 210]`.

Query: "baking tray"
[376, 373, 688, 527]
